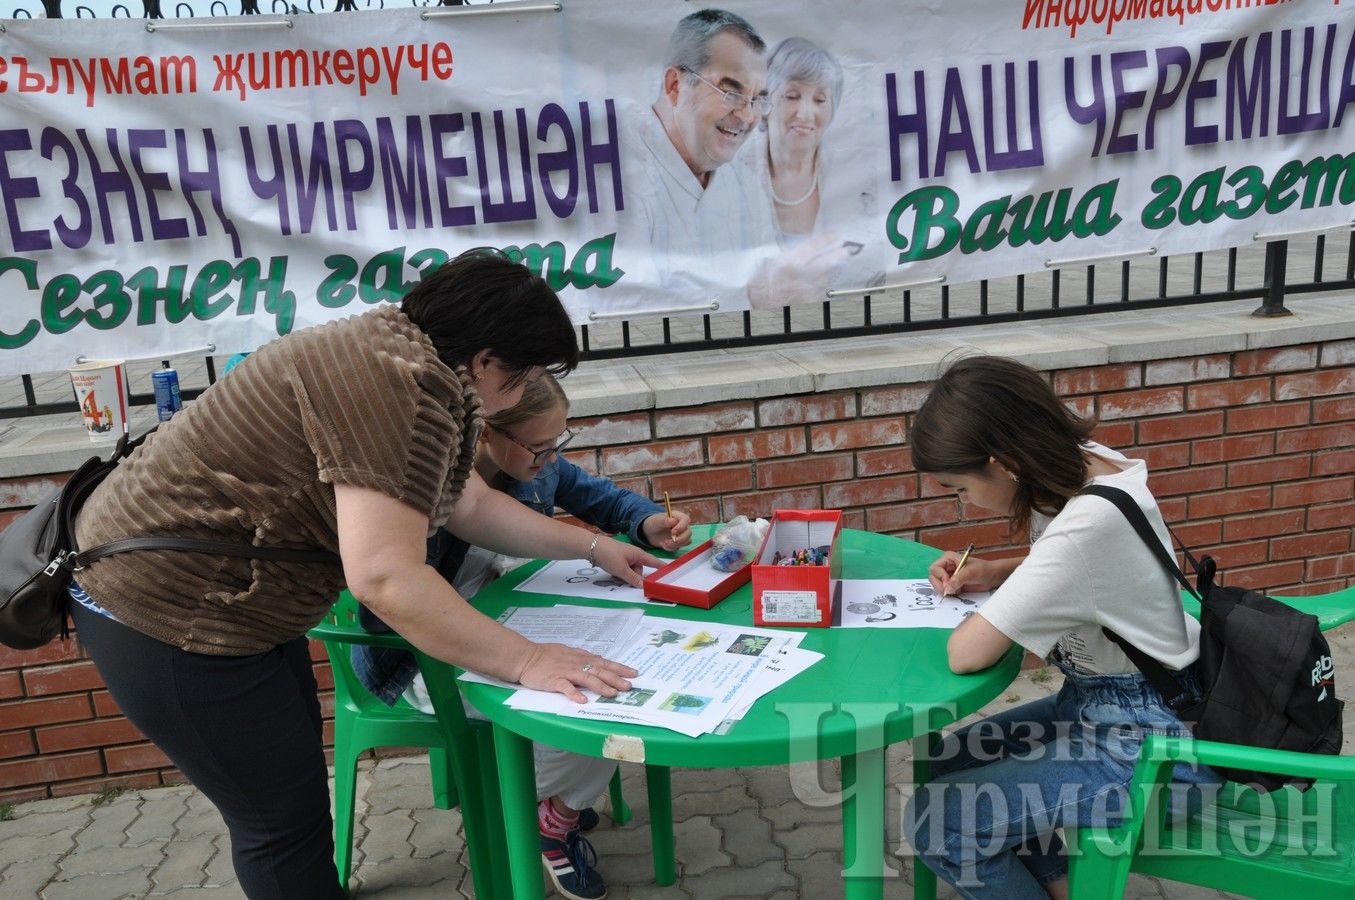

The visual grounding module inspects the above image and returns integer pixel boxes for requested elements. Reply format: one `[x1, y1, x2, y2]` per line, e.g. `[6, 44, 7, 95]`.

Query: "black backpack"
[1084, 485, 1343, 792]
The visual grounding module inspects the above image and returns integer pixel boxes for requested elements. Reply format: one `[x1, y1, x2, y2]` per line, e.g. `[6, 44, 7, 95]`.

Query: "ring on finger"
[581, 663, 594, 673]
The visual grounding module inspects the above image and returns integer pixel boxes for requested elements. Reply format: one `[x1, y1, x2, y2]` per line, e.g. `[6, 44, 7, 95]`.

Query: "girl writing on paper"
[901, 355, 1219, 900]
[355, 373, 691, 900]
[67, 251, 662, 898]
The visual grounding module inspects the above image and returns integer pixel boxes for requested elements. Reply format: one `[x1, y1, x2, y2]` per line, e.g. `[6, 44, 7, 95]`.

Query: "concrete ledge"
[566, 293, 1355, 414]
[3, 294, 1353, 478]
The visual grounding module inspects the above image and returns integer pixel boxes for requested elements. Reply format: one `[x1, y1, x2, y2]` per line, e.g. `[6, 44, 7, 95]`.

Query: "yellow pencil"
[948, 542, 975, 594]
[663, 490, 673, 519]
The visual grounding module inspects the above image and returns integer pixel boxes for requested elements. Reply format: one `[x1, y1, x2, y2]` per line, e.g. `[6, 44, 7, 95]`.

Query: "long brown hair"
[911, 355, 1096, 535]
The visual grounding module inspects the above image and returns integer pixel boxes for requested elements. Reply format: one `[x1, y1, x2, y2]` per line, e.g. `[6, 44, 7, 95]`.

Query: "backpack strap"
[1081, 485, 1199, 599]
[1080, 484, 1201, 718]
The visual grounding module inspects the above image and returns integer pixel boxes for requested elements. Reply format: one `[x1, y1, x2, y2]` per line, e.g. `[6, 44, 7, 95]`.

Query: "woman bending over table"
[67, 251, 660, 898]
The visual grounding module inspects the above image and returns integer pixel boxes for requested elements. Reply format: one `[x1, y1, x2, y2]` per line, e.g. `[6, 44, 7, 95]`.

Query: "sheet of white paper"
[712, 647, 826, 734]
[837, 579, 991, 629]
[503, 616, 813, 736]
[458, 605, 645, 688]
[513, 559, 671, 605]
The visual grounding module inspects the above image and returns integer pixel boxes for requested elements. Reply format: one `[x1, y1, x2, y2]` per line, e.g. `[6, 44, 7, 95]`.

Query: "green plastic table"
[458, 527, 1022, 899]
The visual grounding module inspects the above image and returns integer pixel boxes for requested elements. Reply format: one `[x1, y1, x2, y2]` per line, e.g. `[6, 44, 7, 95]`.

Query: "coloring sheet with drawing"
[837, 579, 992, 629]
[513, 559, 670, 605]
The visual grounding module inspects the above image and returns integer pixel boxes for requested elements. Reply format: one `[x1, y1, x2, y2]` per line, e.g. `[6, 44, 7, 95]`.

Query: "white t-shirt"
[978, 444, 1201, 675]
[606, 107, 780, 313]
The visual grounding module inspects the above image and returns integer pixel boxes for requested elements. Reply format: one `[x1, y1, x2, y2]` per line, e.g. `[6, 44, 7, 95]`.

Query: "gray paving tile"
[670, 815, 730, 876]
[677, 858, 796, 898]
[0, 828, 80, 870]
[0, 853, 62, 897]
[127, 794, 190, 846]
[785, 847, 857, 899]
[713, 807, 780, 867]
[59, 841, 167, 877]
[40, 868, 154, 900]
[149, 835, 216, 892]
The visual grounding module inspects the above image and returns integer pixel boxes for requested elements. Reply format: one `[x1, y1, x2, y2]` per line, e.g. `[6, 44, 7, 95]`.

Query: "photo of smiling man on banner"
[612, 7, 850, 316]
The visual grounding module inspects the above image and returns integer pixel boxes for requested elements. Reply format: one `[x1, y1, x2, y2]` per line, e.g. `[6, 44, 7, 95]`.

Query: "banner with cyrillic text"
[0, 0, 1351, 374]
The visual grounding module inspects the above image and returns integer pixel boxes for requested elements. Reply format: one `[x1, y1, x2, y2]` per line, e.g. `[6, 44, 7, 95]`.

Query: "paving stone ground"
[4, 622, 1353, 898]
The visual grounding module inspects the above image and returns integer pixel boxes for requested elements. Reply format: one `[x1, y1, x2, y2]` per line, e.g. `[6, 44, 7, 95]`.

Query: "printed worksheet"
[457, 605, 646, 690]
[503, 614, 816, 737]
[513, 559, 670, 605]
[837, 579, 992, 629]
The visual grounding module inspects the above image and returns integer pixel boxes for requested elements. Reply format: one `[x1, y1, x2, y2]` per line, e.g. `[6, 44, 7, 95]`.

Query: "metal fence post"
[1254, 239, 1293, 318]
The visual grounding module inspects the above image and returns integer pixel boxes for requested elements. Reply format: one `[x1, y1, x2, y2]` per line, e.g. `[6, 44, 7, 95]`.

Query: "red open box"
[642, 538, 752, 609]
[751, 509, 843, 627]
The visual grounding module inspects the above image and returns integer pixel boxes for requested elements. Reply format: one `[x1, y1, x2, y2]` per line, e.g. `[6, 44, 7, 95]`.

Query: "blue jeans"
[904, 659, 1220, 899]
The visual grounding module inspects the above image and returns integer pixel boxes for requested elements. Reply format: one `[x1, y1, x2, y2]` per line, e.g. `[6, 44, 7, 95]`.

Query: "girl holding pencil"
[356, 373, 690, 900]
[902, 355, 1218, 900]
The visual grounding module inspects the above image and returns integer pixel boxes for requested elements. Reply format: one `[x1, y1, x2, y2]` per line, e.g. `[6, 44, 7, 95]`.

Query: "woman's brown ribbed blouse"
[72, 306, 481, 655]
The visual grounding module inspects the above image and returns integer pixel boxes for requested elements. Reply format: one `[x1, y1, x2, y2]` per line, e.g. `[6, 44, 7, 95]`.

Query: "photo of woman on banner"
[610, 7, 846, 315]
[744, 35, 886, 295]
[758, 37, 844, 239]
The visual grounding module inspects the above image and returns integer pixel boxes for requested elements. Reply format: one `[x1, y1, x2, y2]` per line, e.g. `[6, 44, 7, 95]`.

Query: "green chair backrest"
[1179, 584, 1355, 632]
[310, 590, 480, 745]
[1071, 732, 1355, 898]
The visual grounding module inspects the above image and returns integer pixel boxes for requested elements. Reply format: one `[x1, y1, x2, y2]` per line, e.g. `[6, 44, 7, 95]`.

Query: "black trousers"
[71, 601, 346, 899]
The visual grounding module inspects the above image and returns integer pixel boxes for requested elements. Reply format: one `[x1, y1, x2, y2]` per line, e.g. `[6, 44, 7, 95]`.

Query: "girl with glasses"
[356, 373, 691, 900]
[477, 375, 691, 553]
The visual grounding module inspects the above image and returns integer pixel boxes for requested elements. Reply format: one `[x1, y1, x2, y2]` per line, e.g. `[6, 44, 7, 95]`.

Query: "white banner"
[0, 0, 1351, 374]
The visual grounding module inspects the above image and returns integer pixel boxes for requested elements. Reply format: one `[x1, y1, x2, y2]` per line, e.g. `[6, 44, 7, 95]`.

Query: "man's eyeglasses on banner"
[679, 66, 771, 117]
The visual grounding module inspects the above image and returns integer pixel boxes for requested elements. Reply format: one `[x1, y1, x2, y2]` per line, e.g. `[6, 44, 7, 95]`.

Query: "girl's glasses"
[489, 424, 577, 465]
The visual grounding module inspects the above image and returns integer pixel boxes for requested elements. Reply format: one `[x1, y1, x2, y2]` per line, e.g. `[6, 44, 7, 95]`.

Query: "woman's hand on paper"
[517, 643, 638, 703]
[594, 536, 664, 587]
[928, 552, 1006, 596]
[642, 511, 693, 551]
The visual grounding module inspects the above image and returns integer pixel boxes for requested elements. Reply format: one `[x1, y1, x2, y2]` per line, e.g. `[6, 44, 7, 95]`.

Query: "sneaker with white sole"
[540, 830, 606, 900]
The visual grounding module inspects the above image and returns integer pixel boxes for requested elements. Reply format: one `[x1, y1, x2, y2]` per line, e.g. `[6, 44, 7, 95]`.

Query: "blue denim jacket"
[351, 456, 664, 704]
[504, 455, 663, 545]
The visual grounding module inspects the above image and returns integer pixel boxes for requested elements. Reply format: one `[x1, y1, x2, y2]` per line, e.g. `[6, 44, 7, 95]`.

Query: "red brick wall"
[2, 344, 1353, 802]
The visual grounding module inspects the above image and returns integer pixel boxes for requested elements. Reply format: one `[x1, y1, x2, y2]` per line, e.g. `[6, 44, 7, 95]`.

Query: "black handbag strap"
[72, 537, 338, 569]
[1081, 484, 1200, 717]
[63, 426, 339, 571]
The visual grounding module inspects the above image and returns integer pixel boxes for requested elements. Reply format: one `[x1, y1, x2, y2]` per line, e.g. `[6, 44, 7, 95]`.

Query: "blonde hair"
[486, 373, 569, 432]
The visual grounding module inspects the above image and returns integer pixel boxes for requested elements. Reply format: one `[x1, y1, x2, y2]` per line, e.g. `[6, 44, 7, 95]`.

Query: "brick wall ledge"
[563, 293, 1355, 416]
[2, 293, 1352, 480]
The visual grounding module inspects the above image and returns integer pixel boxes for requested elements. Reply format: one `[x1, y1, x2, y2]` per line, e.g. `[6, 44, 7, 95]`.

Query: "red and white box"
[751, 509, 843, 627]
[642, 539, 752, 610]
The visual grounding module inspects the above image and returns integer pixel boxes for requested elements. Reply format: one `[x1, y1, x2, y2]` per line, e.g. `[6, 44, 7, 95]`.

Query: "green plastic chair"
[1069, 732, 1355, 898]
[309, 591, 635, 893]
[308, 591, 503, 895]
[1180, 584, 1355, 632]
